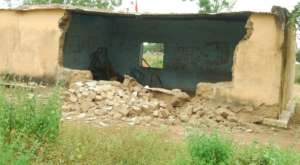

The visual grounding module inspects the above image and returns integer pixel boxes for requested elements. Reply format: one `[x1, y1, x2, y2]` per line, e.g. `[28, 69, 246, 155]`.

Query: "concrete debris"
[62, 75, 258, 131]
[146, 87, 190, 107]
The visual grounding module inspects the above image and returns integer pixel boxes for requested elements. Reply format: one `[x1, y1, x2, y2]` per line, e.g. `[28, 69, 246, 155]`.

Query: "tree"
[296, 49, 300, 62]
[290, 2, 300, 62]
[290, 1, 300, 41]
[23, 0, 122, 10]
[183, 0, 237, 13]
[290, 2, 300, 26]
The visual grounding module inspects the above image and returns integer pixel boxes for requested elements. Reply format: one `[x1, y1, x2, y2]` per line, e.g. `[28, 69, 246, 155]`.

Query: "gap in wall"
[62, 12, 249, 92]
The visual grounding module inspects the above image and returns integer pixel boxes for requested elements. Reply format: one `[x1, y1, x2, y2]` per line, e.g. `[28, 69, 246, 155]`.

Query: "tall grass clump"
[0, 86, 61, 164]
[185, 131, 234, 165]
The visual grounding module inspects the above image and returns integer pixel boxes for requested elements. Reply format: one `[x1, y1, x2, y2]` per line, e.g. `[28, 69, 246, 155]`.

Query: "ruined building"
[0, 5, 296, 126]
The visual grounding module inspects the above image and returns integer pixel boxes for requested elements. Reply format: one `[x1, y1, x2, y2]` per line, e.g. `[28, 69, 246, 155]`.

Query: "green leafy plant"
[186, 131, 234, 165]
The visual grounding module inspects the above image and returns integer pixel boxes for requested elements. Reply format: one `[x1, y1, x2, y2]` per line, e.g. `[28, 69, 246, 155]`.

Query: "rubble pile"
[176, 98, 256, 131]
[62, 76, 256, 131]
[62, 76, 189, 126]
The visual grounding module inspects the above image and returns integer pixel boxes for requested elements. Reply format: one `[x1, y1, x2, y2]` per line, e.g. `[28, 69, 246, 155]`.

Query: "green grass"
[143, 53, 164, 69]
[0, 83, 300, 164]
[234, 142, 300, 165]
[0, 85, 61, 164]
[39, 124, 181, 165]
[175, 131, 300, 165]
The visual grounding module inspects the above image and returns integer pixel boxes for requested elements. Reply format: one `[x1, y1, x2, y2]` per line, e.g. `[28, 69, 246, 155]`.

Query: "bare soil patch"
[60, 78, 300, 150]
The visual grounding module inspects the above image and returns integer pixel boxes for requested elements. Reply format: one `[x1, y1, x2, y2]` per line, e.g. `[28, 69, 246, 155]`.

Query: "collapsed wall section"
[0, 9, 65, 82]
[63, 12, 249, 91]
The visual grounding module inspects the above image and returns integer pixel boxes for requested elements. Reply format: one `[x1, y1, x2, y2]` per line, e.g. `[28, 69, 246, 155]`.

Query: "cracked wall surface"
[0, 9, 65, 81]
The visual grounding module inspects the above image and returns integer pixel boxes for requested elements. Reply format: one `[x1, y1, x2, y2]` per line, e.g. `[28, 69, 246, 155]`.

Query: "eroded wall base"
[196, 82, 281, 119]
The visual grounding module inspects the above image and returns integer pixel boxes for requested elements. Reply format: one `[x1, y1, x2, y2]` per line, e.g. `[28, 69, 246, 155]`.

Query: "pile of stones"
[62, 76, 189, 126]
[62, 75, 256, 131]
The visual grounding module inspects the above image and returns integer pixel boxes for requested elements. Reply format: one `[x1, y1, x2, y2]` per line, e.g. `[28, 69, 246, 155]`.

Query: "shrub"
[186, 131, 234, 165]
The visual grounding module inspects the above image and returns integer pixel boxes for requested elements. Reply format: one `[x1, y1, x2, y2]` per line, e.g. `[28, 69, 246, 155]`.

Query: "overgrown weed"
[0, 85, 61, 164]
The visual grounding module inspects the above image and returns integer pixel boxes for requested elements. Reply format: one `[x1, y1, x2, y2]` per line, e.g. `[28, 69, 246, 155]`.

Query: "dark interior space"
[63, 11, 249, 92]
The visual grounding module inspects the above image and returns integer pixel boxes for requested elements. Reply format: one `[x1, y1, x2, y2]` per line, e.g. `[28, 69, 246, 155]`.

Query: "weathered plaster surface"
[0, 9, 65, 80]
[231, 14, 284, 106]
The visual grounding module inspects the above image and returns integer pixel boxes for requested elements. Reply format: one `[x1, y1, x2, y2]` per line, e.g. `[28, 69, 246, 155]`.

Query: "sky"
[116, 0, 299, 13]
[0, 0, 299, 12]
[0, 0, 21, 8]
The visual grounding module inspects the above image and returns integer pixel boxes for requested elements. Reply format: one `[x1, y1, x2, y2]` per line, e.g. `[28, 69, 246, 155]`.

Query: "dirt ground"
[63, 120, 300, 151]
[4, 81, 300, 151]
[60, 81, 300, 151]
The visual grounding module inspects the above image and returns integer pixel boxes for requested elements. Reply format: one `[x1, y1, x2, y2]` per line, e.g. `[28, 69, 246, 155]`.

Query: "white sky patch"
[116, 0, 198, 13]
[117, 0, 299, 13]
[233, 0, 298, 12]
[0, 0, 299, 12]
[0, 0, 22, 8]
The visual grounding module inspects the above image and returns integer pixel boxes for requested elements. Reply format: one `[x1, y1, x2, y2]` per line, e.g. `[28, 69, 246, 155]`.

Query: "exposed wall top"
[0, 4, 277, 21]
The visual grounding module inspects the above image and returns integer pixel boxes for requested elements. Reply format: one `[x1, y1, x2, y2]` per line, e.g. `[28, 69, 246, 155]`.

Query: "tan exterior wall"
[231, 14, 284, 106]
[0, 9, 65, 80]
